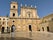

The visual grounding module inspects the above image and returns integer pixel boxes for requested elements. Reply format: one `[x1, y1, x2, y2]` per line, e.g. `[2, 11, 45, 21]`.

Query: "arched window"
[3, 22, 4, 25]
[28, 13, 30, 17]
[0, 22, 1, 24]
[3, 18, 5, 20]
[13, 13, 15, 17]
[13, 6, 15, 8]
[52, 18, 53, 21]
[27, 11, 31, 18]
[0, 18, 1, 20]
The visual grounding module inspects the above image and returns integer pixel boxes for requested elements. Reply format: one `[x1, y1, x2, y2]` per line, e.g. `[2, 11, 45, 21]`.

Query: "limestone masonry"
[0, 1, 53, 33]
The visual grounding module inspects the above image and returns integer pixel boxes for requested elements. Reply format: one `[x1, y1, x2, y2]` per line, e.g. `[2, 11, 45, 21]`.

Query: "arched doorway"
[42, 27, 44, 31]
[1, 27, 5, 33]
[29, 25, 32, 31]
[47, 26, 49, 32]
[11, 25, 15, 32]
[7, 27, 10, 33]
[0, 25, 2, 32]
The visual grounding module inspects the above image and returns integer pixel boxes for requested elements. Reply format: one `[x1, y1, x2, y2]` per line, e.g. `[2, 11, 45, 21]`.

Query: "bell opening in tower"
[13, 6, 15, 8]
[13, 13, 15, 17]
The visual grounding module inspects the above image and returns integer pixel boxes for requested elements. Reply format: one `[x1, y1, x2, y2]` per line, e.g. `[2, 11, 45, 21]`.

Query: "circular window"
[13, 20, 15, 22]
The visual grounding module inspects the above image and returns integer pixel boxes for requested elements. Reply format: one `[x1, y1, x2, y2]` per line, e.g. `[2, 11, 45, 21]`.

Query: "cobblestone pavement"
[0, 31, 53, 40]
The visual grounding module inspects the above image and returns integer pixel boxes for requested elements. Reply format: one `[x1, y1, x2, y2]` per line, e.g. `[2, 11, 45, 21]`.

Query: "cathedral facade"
[0, 1, 53, 33]
[0, 1, 40, 32]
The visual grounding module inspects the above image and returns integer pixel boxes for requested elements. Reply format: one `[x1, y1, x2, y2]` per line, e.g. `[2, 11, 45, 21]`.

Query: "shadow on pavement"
[0, 37, 32, 40]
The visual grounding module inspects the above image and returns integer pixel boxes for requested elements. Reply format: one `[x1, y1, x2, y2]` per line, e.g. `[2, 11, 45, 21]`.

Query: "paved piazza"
[0, 32, 53, 40]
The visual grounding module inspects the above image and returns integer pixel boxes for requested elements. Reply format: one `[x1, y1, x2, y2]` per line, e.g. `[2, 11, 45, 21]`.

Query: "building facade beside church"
[39, 14, 53, 32]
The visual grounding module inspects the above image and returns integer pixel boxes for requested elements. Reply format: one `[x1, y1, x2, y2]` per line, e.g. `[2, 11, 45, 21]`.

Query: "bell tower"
[10, 1, 18, 18]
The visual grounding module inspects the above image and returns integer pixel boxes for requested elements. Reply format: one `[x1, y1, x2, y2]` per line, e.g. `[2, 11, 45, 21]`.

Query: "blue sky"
[0, 0, 53, 18]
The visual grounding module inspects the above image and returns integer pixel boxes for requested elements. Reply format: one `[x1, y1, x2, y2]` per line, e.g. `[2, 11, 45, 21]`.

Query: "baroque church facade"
[8, 1, 40, 32]
[0, 1, 40, 32]
[0, 1, 53, 33]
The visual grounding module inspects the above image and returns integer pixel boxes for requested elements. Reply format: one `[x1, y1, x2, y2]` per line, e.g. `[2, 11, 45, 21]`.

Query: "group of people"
[1, 25, 15, 33]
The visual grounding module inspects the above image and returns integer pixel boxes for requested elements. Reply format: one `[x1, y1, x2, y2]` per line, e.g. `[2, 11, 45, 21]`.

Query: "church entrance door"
[47, 27, 49, 32]
[29, 25, 32, 31]
[11, 25, 15, 32]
